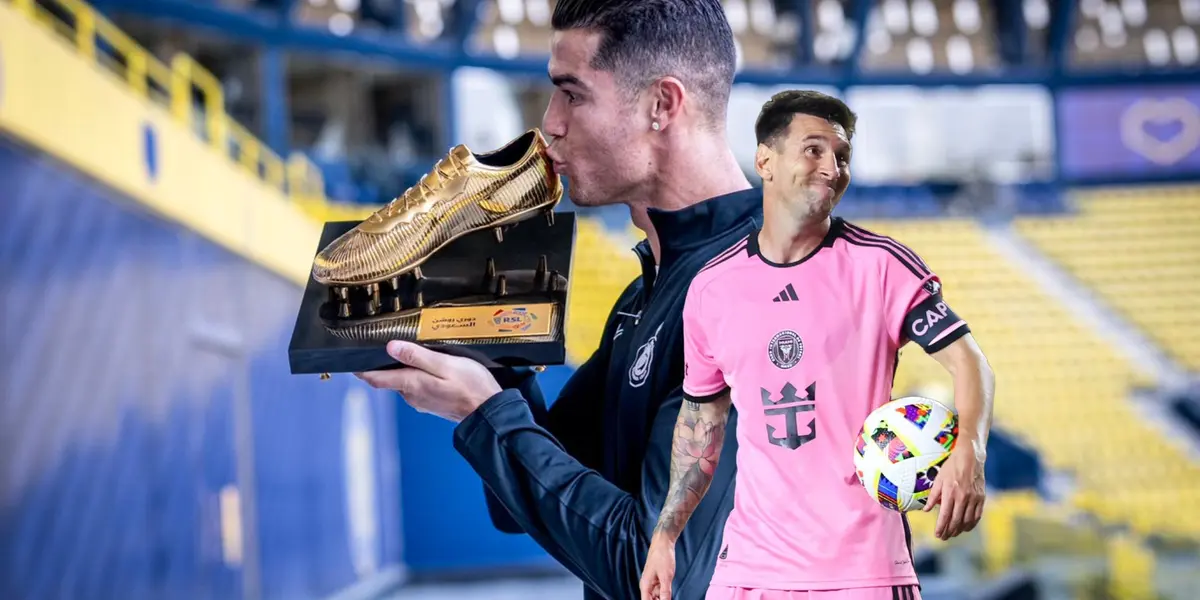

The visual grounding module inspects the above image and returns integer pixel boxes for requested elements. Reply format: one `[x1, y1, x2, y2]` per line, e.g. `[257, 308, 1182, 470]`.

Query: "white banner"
[844, 85, 1056, 184]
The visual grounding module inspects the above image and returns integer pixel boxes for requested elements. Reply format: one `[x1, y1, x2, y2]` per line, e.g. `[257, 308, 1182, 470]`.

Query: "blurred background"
[1, 0, 1199, 598]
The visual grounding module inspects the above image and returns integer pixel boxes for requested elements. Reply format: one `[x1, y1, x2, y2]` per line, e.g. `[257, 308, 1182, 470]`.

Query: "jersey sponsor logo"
[771, 283, 799, 302]
[767, 330, 804, 369]
[628, 323, 664, 388]
[760, 382, 817, 450]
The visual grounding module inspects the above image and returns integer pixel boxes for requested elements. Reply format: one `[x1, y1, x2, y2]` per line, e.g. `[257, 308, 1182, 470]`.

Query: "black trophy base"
[288, 211, 576, 374]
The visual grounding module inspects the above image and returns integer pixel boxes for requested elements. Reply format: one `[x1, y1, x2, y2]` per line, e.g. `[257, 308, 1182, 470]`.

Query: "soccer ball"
[853, 396, 958, 512]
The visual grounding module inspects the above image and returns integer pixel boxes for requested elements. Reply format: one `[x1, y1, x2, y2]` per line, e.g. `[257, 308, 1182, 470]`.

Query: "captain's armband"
[902, 293, 969, 354]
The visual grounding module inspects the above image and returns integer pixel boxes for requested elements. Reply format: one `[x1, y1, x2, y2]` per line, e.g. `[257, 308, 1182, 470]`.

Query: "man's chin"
[566, 184, 605, 207]
[824, 193, 842, 212]
[811, 186, 837, 201]
[791, 191, 836, 218]
[568, 194, 600, 207]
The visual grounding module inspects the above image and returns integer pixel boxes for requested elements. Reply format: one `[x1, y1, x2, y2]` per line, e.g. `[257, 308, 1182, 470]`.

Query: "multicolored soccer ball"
[853, 396, 958, 512]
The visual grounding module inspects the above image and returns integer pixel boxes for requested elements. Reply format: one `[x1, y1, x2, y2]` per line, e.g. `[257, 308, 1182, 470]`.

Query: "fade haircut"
[755, 90, 857, 149]
[552, 0, 737, 126]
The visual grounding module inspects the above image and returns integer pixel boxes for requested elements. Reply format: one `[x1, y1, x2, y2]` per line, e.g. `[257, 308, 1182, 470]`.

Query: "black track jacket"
[452, 188, 763, 600]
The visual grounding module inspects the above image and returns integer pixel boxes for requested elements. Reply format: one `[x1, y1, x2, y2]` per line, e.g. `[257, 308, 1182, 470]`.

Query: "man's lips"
[546, 144, 566, 173]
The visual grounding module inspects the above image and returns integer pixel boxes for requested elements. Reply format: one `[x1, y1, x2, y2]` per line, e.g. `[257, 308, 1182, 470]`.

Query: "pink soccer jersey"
[682, 217, 969, 591]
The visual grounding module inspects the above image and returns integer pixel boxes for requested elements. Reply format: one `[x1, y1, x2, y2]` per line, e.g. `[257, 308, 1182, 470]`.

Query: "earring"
[651, 121, 660, 131]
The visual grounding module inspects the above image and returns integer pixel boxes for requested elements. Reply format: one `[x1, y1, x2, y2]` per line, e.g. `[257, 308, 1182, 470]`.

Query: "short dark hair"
[552, 0, 736, 125]
[755, 90, 857, 148]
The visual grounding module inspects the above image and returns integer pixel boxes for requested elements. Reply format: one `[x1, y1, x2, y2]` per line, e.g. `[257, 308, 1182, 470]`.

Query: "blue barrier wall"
[0, 134, 403, 600]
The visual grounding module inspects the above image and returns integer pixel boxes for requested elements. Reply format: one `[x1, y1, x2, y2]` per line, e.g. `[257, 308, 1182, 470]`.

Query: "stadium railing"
[7, 0, 374, 223]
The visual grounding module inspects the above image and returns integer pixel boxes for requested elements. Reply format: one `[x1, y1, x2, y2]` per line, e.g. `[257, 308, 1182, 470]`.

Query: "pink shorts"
[706, 585, 922, 600]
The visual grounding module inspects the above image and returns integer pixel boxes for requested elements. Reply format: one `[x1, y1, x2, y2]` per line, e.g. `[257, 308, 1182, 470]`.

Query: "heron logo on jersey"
[760, 381, 817, 450]
[767, 330, 804, 370]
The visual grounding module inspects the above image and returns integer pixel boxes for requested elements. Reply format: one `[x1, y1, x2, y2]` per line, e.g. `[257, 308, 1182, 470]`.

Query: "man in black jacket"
[356, 1, 760, 598]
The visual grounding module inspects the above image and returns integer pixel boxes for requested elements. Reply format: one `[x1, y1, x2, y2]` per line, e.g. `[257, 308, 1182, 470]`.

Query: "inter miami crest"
[767, 330, 804, 369]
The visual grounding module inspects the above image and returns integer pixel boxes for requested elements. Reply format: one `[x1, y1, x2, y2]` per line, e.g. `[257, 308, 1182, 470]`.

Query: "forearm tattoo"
[653, 399, 727, 540]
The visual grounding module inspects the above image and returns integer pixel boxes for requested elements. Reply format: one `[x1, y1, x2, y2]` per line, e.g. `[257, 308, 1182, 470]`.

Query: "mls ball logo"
[923, 279, 941, 296]
[768, 330, 804, 370]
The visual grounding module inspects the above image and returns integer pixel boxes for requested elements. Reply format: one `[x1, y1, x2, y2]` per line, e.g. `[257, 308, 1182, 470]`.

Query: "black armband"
[902, 294, 970, 353]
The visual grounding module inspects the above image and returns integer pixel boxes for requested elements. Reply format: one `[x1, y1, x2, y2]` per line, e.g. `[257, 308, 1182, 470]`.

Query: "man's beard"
[789, 187, 837, 222]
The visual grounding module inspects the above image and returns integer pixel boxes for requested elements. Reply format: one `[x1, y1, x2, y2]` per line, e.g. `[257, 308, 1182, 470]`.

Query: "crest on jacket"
[628, 323, 663, 388]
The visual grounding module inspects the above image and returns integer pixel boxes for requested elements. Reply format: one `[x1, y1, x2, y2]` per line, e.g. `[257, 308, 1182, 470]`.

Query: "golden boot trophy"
[289, 129, 576, 374]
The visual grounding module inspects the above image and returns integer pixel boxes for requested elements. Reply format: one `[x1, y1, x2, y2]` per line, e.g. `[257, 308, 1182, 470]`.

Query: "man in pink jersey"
[639, 90, 996, 600]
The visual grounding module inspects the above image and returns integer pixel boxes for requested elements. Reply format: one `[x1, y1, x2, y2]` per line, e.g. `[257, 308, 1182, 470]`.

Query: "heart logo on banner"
[1119, 97, 1200, 166]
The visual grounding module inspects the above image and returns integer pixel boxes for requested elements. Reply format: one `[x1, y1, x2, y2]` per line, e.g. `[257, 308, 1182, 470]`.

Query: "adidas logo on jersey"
[772, 283, 799, 302]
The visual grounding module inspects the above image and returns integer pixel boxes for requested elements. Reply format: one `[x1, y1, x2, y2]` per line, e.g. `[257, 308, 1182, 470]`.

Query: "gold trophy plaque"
[288, 129, 575, 374]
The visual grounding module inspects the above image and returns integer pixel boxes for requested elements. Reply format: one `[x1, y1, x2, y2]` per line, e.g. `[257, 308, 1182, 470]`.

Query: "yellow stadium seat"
[1107, 533, 1157, 600]
[563, 218, 641, 365]
[1016, 186, 1200, 372]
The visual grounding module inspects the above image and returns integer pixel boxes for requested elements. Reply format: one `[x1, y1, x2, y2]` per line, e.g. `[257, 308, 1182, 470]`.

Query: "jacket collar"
[644, 187, 763, 264]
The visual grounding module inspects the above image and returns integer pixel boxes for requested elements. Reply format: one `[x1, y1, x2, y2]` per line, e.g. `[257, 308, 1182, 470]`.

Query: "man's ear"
[754, 144, 774, 182]
[649, 76, 686, 131]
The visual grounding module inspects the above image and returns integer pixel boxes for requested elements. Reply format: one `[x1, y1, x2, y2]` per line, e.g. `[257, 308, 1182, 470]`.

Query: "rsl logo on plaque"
[492, 307, 538, 333]
[768, 330, 804, 369]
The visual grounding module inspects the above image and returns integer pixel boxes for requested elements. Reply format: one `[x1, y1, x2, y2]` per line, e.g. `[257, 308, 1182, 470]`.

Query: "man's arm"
[650, 393, 732, 544]
[884, 258, 995, 539]
[479, 283, 637, 533]
[924, 332, 995, 539]
[481, 351, 610, 533]
[638, 392, 732, 600]
[930, 333, 994, 452]
[453, 385, 695, 600]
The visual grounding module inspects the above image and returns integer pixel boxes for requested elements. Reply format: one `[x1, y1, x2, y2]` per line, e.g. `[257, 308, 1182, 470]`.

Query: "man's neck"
[629, 131, 751, 263]
[758, 192, 831, 265]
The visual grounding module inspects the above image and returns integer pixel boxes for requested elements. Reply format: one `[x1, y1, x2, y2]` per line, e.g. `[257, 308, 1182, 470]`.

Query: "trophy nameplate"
[288, 211, 576, 374]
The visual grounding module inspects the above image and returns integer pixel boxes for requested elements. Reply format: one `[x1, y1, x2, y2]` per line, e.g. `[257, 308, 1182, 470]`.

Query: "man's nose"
[817, 157, 839, 181]
[542, 100, 565, 138]
[816, 159, 835, 180]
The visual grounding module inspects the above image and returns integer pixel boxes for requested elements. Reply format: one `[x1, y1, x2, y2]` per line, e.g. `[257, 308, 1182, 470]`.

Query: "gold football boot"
[312, 128, 563, 289]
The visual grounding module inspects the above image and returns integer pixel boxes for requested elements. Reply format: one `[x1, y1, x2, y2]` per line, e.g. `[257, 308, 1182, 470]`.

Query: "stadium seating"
[14, 0, 374, 229]
[1015, 186, 1200, 373]
[860, 217, 1200, 547]
[468, 0, 556, 59]
[859, 0, 1002, 74]
[1069, 0, 1200, 69]
[563, 218, 641, 365]
[466, 0, 807, 70]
